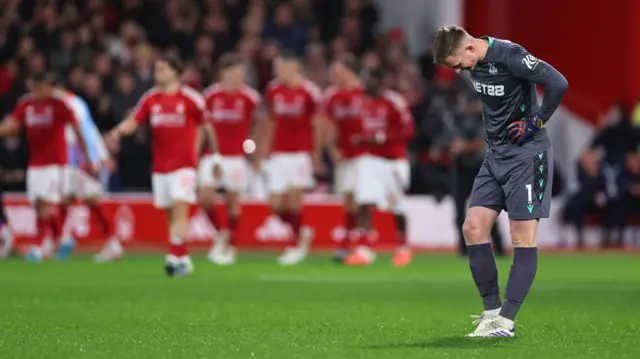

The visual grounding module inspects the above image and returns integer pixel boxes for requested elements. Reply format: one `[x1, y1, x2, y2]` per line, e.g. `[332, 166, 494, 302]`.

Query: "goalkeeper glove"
[507, 114, 545, 145]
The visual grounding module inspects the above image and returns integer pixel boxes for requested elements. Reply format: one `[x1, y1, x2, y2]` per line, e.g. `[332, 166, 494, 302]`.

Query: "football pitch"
[1, 253, 639, 359]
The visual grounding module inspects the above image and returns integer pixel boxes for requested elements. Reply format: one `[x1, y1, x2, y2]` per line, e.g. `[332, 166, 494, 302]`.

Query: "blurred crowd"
[3, 0, 640, 243]
[563, 101, 640, 248]
[0, 0, 468, 196]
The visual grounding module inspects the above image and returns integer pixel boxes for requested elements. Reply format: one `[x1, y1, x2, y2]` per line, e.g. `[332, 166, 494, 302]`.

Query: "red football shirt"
[11, 91, 77, 167]
[265, 79, 322, 153]
[323, 85, 368, 159]
[361, 90, 415, 159]
[203, 83, 261, 156]
[131, 86, 206, 173]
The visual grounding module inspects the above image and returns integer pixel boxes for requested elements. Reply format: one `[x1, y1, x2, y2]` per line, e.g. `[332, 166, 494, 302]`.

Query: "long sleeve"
[507, 46, 569, 121]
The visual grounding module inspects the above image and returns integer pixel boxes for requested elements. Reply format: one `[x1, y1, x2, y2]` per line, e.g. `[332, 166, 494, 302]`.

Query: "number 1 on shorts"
[525, 183, 532, 203]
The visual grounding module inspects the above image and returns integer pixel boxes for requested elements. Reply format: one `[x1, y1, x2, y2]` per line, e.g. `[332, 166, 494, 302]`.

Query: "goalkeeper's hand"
[507, 114, 545, 145]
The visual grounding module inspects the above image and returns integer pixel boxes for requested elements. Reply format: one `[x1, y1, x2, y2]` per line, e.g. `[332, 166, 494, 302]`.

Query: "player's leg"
[165, 168, 197, 276]
[277, 153, 314, 266]
[0, 183, 13, 259]
[344, 156, 385, 266]
[463, 161, 506, 337]
[390, 159, 412, 267]
[54, 166, 77, 259]
[210, 157, 248, 265]
[487, 150, 554, 336]
[89, 193, 124, 262]
[333, 159, 357, 262]
[24, 166, 63, 261]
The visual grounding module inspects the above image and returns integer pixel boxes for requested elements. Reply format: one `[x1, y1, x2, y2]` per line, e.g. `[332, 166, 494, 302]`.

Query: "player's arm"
[109, 94, 150, 140]
[324, 117, 342, 162]
[63, 104, 94, 169]
[0, 101, 27, 137]
[201, 122, 219, 155]
[312, 113, 325, 167]
[256, 90, 275, 161]
[0, 116, 21, 137]
[507, 46, 569, 123]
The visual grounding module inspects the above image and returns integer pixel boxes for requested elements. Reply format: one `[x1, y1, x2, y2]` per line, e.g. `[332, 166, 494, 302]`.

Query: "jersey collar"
[478, 36, 495, 63]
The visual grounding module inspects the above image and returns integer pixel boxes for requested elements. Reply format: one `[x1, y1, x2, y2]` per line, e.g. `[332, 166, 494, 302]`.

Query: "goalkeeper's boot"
[466, 308, 501, 337]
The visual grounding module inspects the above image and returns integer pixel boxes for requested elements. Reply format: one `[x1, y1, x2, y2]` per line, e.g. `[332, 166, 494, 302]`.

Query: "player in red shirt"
[343, 68, 415, 266]
[109, 55, 216, 277]
[259, 51, 323, 265]
[323, 53, 368, 262]
[201, 53, 262, 265]
[0, 72, 92, 261]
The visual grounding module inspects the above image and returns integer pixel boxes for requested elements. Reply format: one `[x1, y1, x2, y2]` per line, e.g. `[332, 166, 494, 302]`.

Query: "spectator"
[563, 150, 618, 249]
[110, 71, 141, 125]
[262, 3, 307, 56]
[304, 42, 329, 89]
[613, 153, 640, 247]
[590, 103, 635, 168]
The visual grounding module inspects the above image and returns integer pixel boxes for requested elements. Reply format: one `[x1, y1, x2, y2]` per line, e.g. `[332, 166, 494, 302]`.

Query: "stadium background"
[1, 0, 639, 251]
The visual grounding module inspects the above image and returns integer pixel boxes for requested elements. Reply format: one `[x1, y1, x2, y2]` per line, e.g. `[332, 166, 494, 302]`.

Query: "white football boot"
[277, 227, 314, 266]
[93, 239, 124, 263]
[469, 314, 515, 338]
[165, 254, 194, 277]
[466, 308, 501, 337]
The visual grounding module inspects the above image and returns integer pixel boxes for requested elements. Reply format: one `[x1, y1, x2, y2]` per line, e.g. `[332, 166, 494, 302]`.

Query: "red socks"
[341, 212, 357, 250]
[228, 215, 238, 246]
[90, 206, 115, 238]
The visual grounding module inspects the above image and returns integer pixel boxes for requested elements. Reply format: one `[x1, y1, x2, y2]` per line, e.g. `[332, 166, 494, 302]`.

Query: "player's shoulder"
[266, 80, 281, 93]
[180, 85, 206, 107]
[16, 93, 36, 105]
[382, 90, 408, 111]
[139, 87, 161, 102]
[323, 85, 340, 102]
[301, 78, 323, 101]
[202, 83, 223, 98]
[239, 85, 262, 105]
[493, 38, 533, 64]
[51, 90, 77, 109]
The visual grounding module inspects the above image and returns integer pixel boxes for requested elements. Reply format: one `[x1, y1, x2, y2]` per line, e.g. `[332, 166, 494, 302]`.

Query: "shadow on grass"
[358, 336, 518, 350]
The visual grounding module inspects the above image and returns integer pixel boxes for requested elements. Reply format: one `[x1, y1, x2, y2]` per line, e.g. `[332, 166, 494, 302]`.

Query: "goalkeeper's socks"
[468, 243, 502, 311]
[500, 247, 538, 320]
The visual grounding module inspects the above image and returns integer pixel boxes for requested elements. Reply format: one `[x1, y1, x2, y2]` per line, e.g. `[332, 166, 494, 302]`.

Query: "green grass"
[1, 253, 639, 359]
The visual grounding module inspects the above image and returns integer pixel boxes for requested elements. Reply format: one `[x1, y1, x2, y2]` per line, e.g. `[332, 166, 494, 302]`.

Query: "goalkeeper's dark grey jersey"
[469, 37, 568, 160]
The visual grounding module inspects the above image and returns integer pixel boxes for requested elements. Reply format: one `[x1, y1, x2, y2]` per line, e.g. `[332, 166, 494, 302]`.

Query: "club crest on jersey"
[152, 104, 162, 113]
[522, 54, 539, 70]
[176, 103, 185, 114]
[488, 63, 497, 75]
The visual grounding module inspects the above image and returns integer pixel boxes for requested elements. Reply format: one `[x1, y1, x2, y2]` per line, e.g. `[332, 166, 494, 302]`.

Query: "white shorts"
[334, 158, 358, 194]
[385, 159, 410, 213]
[354, 155, 391, 208]
[152, 168, 197, 209]
[27, 165, 64, 204]
[63, 167, 103, 199]
[265, 152, 315, 194]
[198, 155, 249, 193]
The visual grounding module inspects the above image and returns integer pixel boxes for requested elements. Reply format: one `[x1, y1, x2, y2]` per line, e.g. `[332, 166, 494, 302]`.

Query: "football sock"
[468, 243, 502, 311]
[169, 236, 188, 256]
[90, 205, 114, 239]
[287, 211, 302, 239]
[205, 206, 219, 228]
[500, 247, 538, 321]
[394, 213, 407, 247]
[49, 215, 62, 242]
[36, 217, 49, 246]
[228, 215, 238, 246]
[342, 212, 358, 250]
[58, 204, 69, 237]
